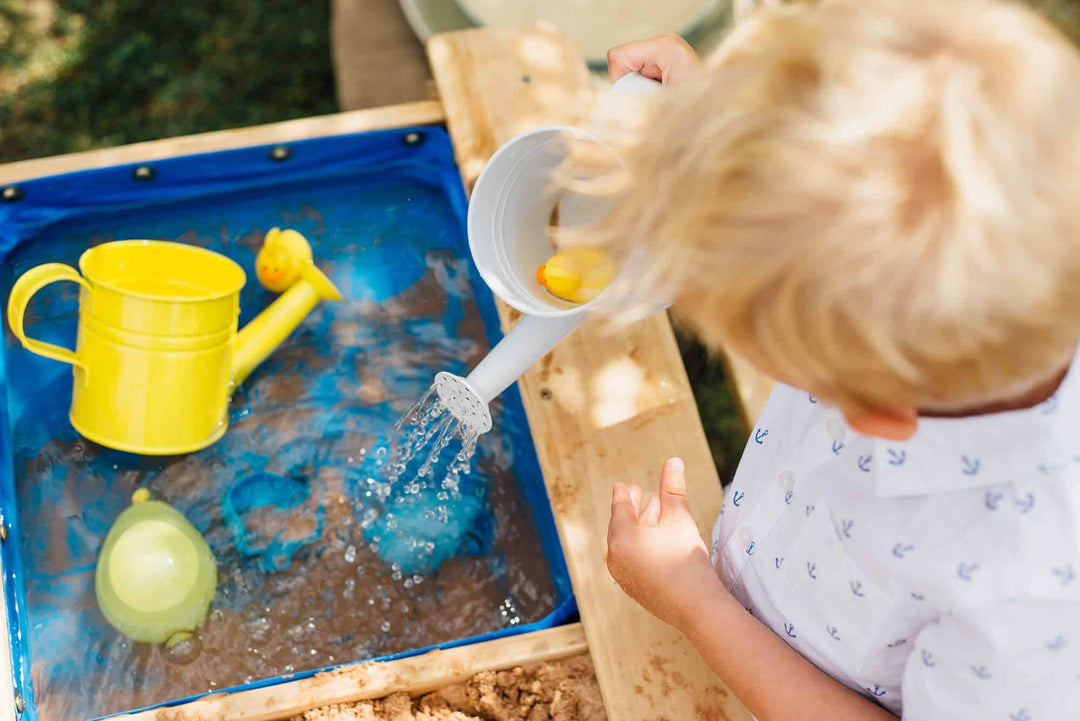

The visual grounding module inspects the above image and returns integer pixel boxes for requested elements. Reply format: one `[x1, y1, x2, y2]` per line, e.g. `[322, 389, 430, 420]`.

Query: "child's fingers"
[640, 494, 661, 525]
[610, 483, 640, 524]
[629, 483, 644, 511]
[659, 457, 691, 519]
[606, 34, 701, 85]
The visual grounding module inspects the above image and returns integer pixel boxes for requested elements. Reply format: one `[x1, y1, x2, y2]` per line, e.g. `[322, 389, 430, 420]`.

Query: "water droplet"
[376, 448, 387, 458]
[380, 621, 391, 632]
[344, 545, 356, 563]
[164, 632, 202, 665]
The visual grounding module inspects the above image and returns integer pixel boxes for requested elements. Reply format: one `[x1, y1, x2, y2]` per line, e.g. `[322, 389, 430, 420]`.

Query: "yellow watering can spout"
[231, 228, 343, 385]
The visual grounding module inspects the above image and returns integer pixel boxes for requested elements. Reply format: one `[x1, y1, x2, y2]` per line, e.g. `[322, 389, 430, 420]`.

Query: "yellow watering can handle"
[6, 263, 88, 368]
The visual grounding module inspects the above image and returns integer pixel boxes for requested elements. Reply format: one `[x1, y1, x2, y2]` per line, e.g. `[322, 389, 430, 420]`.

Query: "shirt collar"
[871, 352, 1080, 498]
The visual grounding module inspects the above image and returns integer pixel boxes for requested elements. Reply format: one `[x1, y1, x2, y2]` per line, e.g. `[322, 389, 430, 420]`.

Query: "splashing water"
[388, 384, 484, 497]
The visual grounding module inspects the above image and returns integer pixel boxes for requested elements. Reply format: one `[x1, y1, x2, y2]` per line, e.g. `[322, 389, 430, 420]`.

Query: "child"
[591, 1, 1080, 719]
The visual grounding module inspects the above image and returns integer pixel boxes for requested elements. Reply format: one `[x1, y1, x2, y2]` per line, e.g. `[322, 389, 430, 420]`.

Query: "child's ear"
[843, 406, 918, 441]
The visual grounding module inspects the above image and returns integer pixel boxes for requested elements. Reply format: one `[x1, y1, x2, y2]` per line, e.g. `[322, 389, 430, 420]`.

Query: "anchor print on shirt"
[731, 491, 745, 508]
[827, 625, 841, 640]
[961, 455, 981, 476]
[892, 542, 915, 559]
[1015, 492, 1036, 514]
[831, 440, 845, 455]
[807, 561, 818, 580]
[921, 649, 935, 667]
[1046, 634, 1067, 651]
[865, 684, 886, 698]
[886, 639, 907, 649]
[1038, 460, 1069, 475]
[957, 562, 979, 581]
[984, 490, 1004, 511]
[1052, 563, 1075, 586]
[857, 454, 872, 473]
[754, 427, 769, 445]
[778, 471, 794, 504]
[850, 580, 865, 597]
[783, 623, 797, 639]
[774, 556, 784, 570]
[808, 393, 818, 404]
[837, 519, 854, 540]
[970, 665, 992, 679]
[886, 448, 906, 466]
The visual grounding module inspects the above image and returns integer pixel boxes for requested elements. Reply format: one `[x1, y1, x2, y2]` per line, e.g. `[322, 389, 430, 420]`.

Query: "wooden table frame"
[0, 26, 771, 721]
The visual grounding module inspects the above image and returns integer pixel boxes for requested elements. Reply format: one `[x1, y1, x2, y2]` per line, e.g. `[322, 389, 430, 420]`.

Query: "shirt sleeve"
[901, 600, 1080, 721]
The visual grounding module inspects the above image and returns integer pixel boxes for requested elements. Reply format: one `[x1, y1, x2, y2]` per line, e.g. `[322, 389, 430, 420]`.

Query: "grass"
[2, 0, 1078, 483]
[0, 0, 337, 161]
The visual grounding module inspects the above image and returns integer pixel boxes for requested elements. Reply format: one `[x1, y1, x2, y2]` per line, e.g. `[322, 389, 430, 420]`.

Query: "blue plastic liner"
[0, 126, 577, 720]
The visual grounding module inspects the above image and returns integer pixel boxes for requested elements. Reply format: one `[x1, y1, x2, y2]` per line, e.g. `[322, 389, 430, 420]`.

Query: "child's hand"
[606, 458, 723, 631]
[607, 34, 703, 86]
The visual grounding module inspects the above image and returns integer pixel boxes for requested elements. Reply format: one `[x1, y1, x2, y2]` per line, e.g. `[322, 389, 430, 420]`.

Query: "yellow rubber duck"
[536, 248, 616, 304]
[256, 227, 315, 292]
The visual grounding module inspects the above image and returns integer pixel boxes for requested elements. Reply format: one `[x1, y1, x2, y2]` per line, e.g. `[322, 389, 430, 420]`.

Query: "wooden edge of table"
[0, 101, 445, 186]
[112, 624, 588, 721]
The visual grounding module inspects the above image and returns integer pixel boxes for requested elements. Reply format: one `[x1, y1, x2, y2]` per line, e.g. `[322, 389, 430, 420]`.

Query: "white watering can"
[435, 72, 661, 433]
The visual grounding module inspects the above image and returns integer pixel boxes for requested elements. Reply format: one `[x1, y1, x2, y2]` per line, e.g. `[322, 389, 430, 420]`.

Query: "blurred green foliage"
[0, 0, 337, 162]
[677, 329, 748, 484]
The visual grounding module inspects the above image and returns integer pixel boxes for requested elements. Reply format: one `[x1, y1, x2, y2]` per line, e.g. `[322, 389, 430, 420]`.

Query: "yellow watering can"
[6, 228, 341, 455]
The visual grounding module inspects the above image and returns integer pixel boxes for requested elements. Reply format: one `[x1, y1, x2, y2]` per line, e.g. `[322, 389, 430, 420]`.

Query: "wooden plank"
[426, 27, 593, 193]
[429, 26, 752, 721]
[331, 0, 431, 111]
[0, 101, 444, 186]
[112, 624, 587, 721]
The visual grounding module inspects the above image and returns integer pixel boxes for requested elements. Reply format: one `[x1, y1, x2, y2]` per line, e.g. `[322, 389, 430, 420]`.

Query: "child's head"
[571, 0, 1080, 431]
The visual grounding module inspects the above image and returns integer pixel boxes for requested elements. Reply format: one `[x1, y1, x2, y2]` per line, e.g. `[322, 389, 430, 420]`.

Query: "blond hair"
[566, 0, 1080, 413]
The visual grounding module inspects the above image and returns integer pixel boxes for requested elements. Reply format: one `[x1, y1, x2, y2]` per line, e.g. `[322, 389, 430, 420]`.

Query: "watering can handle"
[7, 263, 88, 368]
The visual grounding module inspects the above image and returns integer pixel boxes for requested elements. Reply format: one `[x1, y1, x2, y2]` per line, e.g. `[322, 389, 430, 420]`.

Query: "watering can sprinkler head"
[436, 72, 662, 434]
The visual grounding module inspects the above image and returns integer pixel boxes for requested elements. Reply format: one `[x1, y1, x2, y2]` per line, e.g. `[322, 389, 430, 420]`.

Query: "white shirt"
[712, 355, 1080, 720]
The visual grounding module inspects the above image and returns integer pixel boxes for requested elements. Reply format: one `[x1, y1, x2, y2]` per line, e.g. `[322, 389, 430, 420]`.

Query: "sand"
[294, 655, 606, 721]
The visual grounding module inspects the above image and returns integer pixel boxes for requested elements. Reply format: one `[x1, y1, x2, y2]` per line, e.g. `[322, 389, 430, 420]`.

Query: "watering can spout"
[231, 229, 343, 385]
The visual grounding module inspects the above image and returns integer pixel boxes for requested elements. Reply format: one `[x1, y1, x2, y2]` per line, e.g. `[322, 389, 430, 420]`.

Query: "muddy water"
[3, 178, 564, 720]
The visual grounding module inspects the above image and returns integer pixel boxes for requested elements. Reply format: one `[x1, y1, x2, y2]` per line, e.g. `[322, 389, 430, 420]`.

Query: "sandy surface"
[295, 655, 605, 721]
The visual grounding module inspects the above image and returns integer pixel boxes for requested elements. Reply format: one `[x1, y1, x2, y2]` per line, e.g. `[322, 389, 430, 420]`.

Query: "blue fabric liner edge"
[0, 125, 578, 721]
